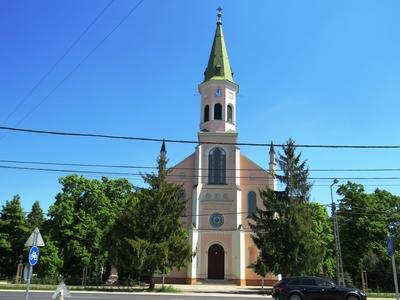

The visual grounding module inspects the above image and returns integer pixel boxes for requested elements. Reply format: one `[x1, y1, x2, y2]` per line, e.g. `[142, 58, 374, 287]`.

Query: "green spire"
[203, 8, 234, 83]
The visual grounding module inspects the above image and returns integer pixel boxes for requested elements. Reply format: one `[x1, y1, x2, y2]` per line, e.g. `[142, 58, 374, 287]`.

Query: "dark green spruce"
[0, 195, 29, 278]
[113, 147, 192, 289]
[250, 139, 332, 277]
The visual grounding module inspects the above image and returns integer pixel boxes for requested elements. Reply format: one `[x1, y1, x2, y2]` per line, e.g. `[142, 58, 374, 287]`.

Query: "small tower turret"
[158, 139, 167, 176]
[269, 141, 276, 190]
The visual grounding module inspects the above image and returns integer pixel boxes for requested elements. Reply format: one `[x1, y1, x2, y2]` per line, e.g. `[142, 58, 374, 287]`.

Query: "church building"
[163, 9, 277, 286]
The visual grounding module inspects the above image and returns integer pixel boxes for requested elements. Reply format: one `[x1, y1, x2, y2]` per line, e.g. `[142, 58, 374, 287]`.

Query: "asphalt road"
[0, 291, 271, 300]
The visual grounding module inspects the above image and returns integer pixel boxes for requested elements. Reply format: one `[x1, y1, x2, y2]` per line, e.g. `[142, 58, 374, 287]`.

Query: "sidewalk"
[155, 283, 272, 295]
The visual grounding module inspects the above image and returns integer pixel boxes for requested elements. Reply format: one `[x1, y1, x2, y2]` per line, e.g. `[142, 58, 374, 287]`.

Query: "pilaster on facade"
[192, 145, 203, 228]
[187, 227, 199, 283]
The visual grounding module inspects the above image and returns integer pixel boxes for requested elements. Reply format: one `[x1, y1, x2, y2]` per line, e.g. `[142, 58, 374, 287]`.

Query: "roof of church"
[203, 8, 234, 83]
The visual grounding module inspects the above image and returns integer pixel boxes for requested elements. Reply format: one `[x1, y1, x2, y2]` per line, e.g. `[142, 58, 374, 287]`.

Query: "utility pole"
[387, 234, 399, 300]
[331, 179, 345, 287]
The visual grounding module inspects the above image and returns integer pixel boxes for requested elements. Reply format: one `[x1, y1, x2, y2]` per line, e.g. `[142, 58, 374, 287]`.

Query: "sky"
[1, 0, 400, 213]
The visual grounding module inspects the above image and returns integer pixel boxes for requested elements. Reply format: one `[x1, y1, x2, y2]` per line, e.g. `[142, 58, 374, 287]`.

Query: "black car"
[272, 276, 367, 300]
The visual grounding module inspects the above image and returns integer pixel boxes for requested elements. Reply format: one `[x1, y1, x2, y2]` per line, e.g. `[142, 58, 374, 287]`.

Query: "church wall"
[168, 153, 196, 227]
[239, 154, 271, 227]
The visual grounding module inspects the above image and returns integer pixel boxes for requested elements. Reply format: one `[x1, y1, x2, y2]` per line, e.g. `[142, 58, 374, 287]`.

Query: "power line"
[2, 164, 400, 182]
[3, 159, 400, 173]
[6, 0, 146, 129]
[1, 0, 116, 127]
[2, 126, 400, 149]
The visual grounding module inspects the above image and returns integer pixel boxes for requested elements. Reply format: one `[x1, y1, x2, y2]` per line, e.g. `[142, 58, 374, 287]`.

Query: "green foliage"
[0, 195, 29, 277]
[47, 175, 134, 281]
[157, 285, 181, 293]
[251, 139, 330, 277]
[36, 239, 63, 279]
[27, 201, 45, 230]
[336, 182, 400, 291]
[113, 151, 192, 289]
[309, 202, 335, 278]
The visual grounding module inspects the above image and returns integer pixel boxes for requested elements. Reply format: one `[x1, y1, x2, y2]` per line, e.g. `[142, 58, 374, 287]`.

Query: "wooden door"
[208, 244, 224, 279]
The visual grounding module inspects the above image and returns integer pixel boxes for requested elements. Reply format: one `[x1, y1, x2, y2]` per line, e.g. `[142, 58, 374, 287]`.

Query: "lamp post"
[331, 179, 345, 286]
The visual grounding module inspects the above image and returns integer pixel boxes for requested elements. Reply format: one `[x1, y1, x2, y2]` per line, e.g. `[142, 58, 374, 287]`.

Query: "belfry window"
[214, 103, 222, 120]
[227, 105, 233, 123]
[208, 147, 226, 184]
[204, 105, 210, 122]
[247, 191, 257, 218]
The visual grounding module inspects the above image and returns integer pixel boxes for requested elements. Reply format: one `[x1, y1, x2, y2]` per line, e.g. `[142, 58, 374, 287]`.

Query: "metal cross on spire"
[217, 7, 223, 24]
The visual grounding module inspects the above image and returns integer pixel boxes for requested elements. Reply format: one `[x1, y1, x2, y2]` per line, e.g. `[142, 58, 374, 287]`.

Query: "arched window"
[204, 105, 209, 122]
[247, 191, 257, 218]
[214, 103, 222, 120]
[227, 105, 233, 123]
[208, 147, 226, 184]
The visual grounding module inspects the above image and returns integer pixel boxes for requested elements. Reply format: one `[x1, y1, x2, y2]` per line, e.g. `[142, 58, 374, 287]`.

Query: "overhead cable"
[2, 126, 400, 149]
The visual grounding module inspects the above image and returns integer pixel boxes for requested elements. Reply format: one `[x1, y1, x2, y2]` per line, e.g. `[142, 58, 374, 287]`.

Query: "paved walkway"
[155, 283, 272, 295]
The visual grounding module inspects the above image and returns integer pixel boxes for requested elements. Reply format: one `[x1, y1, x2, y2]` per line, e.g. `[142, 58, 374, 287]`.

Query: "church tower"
[199, 7, 239, 135]
[162, 8, 276, 286]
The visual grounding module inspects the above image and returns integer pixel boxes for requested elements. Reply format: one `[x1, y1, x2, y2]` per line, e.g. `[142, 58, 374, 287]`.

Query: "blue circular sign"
[28, 246, 39, 266]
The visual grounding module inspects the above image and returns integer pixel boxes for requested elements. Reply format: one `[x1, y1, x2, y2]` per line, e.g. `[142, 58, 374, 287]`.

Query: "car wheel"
[289, 293, 302, 300]
[347, 295, 359, 300]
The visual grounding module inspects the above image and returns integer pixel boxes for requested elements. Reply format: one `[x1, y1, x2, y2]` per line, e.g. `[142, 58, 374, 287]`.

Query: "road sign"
[25, 228, 45, 247]
[28, 246, 39, 266]
[52, 282, 71, 299]
[387, 235, 395, 257]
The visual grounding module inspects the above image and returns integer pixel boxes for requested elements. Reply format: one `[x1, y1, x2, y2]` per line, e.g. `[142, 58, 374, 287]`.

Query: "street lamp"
[330, 179, 345, 287]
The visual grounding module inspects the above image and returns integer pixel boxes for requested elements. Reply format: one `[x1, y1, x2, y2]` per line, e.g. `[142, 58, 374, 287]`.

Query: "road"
[0, 291, 271, 300]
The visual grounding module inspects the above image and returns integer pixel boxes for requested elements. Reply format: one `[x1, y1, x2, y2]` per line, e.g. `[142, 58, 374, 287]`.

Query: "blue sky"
[1, 0, 400, 213]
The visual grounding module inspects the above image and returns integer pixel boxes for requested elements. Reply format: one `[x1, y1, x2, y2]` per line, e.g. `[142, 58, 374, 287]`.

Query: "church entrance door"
[208, 244, 224, 279]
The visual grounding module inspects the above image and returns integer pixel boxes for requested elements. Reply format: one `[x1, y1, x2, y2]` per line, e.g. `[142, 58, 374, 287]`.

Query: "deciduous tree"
[337, 182, 400, 290]
[47, 175, 134, 283]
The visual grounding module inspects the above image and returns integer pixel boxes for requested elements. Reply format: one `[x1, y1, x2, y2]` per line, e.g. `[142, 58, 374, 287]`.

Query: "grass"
[157, 285, 181, 293]
[0, 283, 181, 293]
[367, 292, 396, 298]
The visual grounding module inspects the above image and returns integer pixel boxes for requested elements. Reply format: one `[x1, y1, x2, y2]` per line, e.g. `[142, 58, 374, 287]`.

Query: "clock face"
[215, 88, 222, 97]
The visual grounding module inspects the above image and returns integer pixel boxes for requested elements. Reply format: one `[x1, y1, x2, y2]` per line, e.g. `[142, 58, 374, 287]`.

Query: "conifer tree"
[27, 201, 45, 229]
[114, 143, 192, 289]
[251, 139, 326, 277]
[0, 195, 29, 277]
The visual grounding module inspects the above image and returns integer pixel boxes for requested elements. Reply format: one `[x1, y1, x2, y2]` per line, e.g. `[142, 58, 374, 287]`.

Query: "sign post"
[387, 234, 399, 300]
[24, 228, 44, 300]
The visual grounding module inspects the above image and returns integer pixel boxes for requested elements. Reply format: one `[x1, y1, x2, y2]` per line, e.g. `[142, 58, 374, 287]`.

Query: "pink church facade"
[160, 10, 277, 286]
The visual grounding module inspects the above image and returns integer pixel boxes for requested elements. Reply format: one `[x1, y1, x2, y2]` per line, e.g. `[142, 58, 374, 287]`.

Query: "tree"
[251, 139, 328, 277]
[336, 182, 400, 290]
[309, 202, 335, 278]
[114, 147, 192, 289]
[27, 201, 45, 229]
[0, 195, 29, 278]
[36, 239, 63, 280]
[47, 175, 134, 283]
